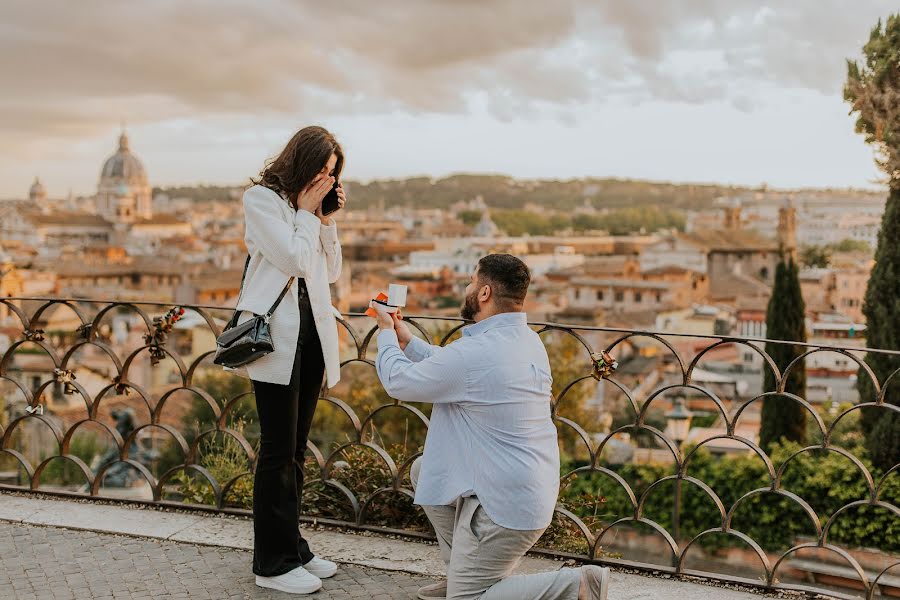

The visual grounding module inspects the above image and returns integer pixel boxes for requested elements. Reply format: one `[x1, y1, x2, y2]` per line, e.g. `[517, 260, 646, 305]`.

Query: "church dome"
[29, 176, 47, 200]
[100, 132, 147, 181]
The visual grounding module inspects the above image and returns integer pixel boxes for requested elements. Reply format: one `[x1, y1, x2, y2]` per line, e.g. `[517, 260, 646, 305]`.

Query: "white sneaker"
[255, 566, 322, 594]
[303, 556, 338, 579]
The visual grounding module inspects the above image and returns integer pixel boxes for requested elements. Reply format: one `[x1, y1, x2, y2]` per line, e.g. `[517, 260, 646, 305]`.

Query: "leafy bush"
[559, 442, 899, 554]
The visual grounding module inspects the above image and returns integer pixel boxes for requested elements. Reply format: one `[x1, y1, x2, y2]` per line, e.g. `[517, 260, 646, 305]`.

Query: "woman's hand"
[315, 183, 347, 225]
[297, 175, 334, 214]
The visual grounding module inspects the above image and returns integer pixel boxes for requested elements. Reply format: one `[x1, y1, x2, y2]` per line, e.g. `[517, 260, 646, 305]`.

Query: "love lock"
[591, 350, 619, 380]
[54, 368, 78, 395]
[23, 328, 45, 342]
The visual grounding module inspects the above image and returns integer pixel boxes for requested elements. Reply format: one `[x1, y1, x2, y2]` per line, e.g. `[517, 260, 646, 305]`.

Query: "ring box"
[388, 284, 407, 308]
[366, 284, 408, 316]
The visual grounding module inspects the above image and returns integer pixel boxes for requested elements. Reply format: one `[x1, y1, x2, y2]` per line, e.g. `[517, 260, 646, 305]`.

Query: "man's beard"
[460, 289, 479, 321]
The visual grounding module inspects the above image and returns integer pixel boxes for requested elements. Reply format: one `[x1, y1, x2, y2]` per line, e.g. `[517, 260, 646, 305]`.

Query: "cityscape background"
[0, 2, 897, 597]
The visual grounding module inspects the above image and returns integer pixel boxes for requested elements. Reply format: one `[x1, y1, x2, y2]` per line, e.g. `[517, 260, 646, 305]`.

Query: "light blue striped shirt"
[376, 312, 560, 531]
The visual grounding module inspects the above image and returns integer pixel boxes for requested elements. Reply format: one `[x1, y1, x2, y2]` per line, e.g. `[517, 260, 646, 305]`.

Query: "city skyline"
[2, 1, 897, 197]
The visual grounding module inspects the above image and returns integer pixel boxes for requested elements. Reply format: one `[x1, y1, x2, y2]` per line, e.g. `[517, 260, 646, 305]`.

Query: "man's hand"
[393, 311, 412, 350]
[374, 304, 395, 331]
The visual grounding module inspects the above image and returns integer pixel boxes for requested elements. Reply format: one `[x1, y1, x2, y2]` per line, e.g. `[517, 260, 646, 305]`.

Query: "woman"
[235, 126, 346, 595]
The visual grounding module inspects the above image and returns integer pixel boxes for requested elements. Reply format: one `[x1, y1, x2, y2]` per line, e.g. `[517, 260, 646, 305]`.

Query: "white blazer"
[230, 184, 343, 388]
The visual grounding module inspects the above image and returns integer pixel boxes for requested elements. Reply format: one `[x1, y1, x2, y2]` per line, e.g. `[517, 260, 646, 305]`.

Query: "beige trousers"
[411, 458, 582, 600]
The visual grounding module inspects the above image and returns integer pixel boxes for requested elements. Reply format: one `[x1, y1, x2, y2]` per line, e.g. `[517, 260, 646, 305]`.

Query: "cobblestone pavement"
[0, 521, 436, 599]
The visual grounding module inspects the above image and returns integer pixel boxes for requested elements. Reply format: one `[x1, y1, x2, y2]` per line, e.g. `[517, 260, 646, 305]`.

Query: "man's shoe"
[303, 556, 338, 579]
[581, 565, 610, 600]
[417, 580, 447, 599]
[255, 566, 322, 594]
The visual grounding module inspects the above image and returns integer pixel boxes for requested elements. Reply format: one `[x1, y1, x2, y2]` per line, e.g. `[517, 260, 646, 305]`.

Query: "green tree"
[800, 245, 831, 268]
[759, 258, 808, 454]
[457, 210, 483, 226]
[830, 238, 871, 254]
[845, 14, 900, 471]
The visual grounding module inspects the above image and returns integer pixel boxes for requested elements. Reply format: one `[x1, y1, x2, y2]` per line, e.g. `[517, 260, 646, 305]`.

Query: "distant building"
[177, 268, 244, 306]
[565, 278, 677, 313]
[472, 211, 502, 237]
[655, 305, 733, 337]
[0, 203, 114, 249]
[0, 132, 192, 257]
[402, 240, 584, 278]
[95, 131, 152, 224]
[643, 201, 790, 290]
[28, 177, 47, 203]
[42, 255, 188, 301]
[799, 259, 872, 323]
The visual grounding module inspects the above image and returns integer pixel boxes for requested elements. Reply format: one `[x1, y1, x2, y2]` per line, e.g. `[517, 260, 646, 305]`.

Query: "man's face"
[460, 266, 483, 321]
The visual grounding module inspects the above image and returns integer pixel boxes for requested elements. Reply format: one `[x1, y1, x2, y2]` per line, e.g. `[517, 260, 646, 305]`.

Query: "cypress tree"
[760, 258, 808, 454]
[856, 191, 900, 470]
[845, 15, 900, 471]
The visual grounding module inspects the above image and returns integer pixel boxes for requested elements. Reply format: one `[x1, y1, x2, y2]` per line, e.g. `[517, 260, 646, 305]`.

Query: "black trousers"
[251, 282, 325, 577]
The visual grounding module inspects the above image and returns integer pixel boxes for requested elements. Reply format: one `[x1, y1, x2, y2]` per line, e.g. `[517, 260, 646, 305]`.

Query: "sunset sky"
[1, 1, 896, 197]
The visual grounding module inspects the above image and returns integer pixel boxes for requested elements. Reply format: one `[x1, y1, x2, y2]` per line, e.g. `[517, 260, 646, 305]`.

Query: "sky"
[1, 0, 896, 198]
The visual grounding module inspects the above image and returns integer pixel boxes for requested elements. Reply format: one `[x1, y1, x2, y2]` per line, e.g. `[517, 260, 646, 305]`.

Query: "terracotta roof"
[602, 310, 660, 328]
[43, 257, 185, 277]
[549, 256, 634, 278]
[570, 278, 670, 290]
[642, 265, 704, 276]
[187, 269, 245, 290]
[679, 229, 778, 252]
[709, 272, 770, 301]
[132, 214, 189, 226]
[27, 211, 113, 227]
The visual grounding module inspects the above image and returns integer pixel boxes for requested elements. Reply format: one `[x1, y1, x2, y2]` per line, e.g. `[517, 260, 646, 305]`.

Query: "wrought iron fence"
[0, 296, 898, 599]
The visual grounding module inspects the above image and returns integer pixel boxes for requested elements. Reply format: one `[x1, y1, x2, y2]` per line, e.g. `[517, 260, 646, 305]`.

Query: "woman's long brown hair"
[252, 126, 343, 209]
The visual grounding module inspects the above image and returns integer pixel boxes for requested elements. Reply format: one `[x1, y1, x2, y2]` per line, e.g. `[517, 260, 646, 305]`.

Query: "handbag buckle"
[263, 313, 271, 324]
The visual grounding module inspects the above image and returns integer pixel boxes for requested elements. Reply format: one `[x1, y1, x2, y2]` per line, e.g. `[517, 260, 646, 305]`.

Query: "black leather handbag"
[213, 256, 293, 368]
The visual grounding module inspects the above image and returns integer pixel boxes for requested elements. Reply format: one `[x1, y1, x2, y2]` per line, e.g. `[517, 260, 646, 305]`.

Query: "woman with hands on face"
[236, 126, 348, 595]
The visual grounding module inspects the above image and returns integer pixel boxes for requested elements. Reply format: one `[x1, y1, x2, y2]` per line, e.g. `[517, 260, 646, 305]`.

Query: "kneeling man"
[373, 254, 610, 600]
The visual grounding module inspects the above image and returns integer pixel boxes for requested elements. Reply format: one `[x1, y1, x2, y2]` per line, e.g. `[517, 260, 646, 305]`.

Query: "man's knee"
[410, 456, 422, 491]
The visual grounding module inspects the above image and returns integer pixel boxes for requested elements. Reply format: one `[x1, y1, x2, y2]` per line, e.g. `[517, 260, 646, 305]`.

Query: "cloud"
[0, 0, 896, 145]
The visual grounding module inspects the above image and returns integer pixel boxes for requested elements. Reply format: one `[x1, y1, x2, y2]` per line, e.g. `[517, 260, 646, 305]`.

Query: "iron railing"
[0, 296, 897, 599]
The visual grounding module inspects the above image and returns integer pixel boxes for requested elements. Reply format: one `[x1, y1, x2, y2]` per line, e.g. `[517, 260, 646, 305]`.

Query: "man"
[373, 254, 610, 600]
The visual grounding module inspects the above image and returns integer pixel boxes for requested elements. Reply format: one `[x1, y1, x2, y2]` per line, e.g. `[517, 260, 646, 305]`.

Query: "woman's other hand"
[315, 183, 346, 225]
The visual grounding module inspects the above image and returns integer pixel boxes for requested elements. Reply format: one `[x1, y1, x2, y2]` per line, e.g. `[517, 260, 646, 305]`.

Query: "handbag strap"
[225, 255, 294, 330]
[263, 277, 295, 321]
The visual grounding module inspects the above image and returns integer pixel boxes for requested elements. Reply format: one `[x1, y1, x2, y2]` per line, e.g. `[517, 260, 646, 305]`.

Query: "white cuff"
[294, 209, 321, 235]
[320, 221, 339, 251]
[377, 328, 400, 348]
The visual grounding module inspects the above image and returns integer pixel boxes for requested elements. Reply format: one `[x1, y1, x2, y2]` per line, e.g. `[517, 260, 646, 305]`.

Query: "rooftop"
[132, 214, 189, 226]
[709, 271, 771, 301]
[679, 229, 779, 252]
[26, 211, 113, 227]
[570, 277, 671, 290]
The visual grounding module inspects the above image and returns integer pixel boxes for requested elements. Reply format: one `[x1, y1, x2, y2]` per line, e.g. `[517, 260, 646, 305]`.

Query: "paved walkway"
[0, 521, 430, 599]
[0, 492, 803, 600]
